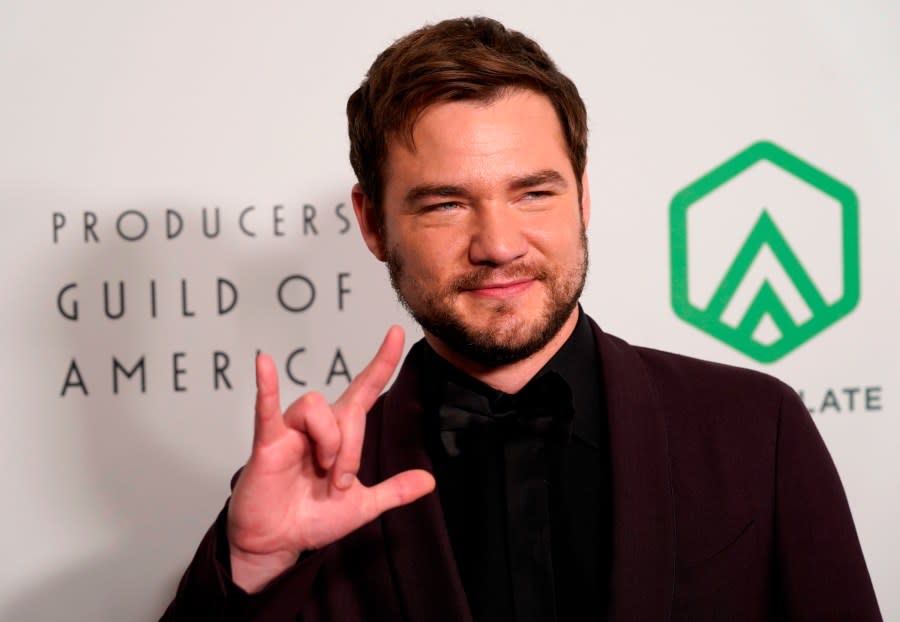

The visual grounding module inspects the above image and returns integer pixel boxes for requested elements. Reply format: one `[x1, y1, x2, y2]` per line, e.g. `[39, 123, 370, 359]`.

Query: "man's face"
[362, 89, 589, 367]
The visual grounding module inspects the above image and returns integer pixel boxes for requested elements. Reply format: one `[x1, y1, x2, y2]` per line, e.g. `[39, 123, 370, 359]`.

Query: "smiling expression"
[356, 88, 590, 367]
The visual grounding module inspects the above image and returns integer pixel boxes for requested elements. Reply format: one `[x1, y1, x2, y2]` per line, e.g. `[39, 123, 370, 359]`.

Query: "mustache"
[451, 263, 549, 291]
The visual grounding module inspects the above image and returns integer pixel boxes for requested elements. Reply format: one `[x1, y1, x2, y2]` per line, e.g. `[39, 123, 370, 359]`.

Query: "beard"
[385, 227, 588, 367]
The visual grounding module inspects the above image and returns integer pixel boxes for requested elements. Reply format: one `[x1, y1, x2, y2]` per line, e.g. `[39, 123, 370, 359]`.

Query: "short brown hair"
[347, 16, 588, 221]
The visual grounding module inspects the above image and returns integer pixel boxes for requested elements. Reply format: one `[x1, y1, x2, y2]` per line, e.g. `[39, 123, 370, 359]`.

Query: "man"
[162, 17, 882, 621]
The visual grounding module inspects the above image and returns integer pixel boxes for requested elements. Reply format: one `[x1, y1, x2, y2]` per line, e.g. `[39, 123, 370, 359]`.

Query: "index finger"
[334, 325, 404, 415]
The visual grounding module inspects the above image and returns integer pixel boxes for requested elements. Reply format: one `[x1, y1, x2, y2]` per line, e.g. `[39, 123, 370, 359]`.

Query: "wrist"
[229, 546, 301, 594]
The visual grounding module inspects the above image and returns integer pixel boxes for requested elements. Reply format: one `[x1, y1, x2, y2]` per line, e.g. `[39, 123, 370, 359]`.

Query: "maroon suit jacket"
[162, 322, 882, 621]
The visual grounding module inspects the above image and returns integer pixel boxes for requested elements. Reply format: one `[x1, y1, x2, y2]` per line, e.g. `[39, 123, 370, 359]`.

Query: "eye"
[522, 190, 552, 200]
[425, 201, 462, 212]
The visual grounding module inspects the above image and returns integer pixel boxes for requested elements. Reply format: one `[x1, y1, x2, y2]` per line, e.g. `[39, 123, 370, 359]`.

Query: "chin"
[428, 302, 572, 368]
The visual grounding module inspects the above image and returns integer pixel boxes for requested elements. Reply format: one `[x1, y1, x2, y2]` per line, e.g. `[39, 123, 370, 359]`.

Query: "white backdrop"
[1, 1, 897, 619]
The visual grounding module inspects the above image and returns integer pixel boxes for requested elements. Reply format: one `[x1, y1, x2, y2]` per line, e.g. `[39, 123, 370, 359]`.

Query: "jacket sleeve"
[773, 383, 882, 620]
[158, 499, 324, 621]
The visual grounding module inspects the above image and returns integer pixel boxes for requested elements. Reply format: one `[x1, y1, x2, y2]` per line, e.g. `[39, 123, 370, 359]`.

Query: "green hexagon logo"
[670, 141, 860, 363]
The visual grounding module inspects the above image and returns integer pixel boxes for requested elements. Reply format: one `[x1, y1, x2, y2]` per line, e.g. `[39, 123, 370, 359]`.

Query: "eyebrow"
[404, 184, 472, 205]
[403, 169, 568, 205]
[508, 169, 568, 191]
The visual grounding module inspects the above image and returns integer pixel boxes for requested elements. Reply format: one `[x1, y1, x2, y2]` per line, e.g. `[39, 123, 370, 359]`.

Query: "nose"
[467, 204, 528, 266]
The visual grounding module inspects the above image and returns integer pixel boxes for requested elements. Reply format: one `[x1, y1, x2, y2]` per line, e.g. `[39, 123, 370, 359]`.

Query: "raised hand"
[227, 326, 435, 593]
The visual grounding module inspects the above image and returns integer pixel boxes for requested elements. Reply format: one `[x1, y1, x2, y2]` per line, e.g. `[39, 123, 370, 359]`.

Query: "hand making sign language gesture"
[226, 326, 436, 593]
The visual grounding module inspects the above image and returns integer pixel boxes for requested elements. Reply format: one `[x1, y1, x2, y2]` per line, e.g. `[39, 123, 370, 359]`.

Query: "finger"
[331, 407, 365, 489]
[360, 469, 436, 523]
[253, 353, 285, 448]
[282, 392, 341, 470]
[331, 326, 405, 489]
[334, 325, 404, 417]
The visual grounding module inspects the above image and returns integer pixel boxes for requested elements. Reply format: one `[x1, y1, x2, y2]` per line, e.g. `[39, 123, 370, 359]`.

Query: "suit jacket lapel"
[592, 321, 676, 621]
[376, 343, 473, 622]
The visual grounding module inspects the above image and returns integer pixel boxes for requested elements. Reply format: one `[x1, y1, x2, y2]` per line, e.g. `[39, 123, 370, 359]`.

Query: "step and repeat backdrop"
[1, 1, 897, 619]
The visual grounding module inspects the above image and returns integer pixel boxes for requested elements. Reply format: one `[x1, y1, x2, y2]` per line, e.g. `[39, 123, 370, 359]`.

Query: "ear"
[580, 168, 591, 228]
[351, 183, 386, 261]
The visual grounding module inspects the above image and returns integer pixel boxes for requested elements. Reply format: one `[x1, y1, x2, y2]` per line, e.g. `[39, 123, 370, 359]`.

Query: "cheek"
[527, 222, 580, 258]
[393, 237, 454, 284]
[409, 229, 467, 268]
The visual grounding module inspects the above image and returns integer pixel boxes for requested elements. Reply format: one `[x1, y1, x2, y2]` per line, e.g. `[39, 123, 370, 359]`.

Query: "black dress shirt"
[421, 308, 611, 621]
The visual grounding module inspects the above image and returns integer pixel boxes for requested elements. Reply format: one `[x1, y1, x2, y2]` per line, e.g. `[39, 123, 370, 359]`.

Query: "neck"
[424, 307, 580, 394]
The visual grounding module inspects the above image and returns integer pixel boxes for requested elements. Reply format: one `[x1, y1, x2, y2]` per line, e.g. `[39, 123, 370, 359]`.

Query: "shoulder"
[602, 331, 827, 499]
[597, 326, 798, 426]
[590, 324, 811, 469]
[636, 342, 793, 413]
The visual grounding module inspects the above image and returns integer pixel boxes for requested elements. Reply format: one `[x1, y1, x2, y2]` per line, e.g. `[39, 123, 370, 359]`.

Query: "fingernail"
[338, 473, 354, 489]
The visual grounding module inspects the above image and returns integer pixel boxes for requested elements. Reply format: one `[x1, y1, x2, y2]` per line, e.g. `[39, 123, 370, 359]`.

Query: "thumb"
[362, 469, 436, 522]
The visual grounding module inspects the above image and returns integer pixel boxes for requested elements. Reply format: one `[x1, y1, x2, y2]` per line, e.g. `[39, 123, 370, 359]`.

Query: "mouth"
[463, 278, 536, 299]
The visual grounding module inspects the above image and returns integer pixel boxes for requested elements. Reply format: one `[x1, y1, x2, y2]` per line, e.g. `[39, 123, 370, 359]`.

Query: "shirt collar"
[421, 305, 605, 448]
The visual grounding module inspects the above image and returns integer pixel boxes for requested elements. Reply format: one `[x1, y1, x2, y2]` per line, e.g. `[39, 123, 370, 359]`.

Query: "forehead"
[383, 89, 572, 193]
